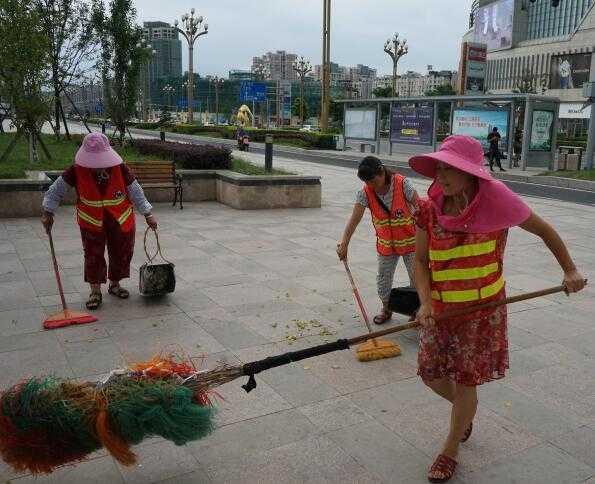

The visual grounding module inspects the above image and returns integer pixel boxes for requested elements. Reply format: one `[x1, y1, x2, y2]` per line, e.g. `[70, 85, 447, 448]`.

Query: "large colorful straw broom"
[0, 285, 576, 475]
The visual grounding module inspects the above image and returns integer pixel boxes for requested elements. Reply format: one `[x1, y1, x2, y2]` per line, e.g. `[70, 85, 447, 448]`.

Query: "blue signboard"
[390, 106, 434, 146]
[177, 100, 201, 109]
[240, 81, 267, 102]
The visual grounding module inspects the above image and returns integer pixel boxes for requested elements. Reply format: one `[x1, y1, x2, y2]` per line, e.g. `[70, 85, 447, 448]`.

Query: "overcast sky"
[137, 0, 474, 77]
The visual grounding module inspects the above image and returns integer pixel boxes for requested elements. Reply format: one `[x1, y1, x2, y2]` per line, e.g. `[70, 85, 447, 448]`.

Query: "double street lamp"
[384, 33, 408, 97]
[174, 9, 208, 124]
[292, 56, 312, 125]
[210, 76, 224, 125]
[162, 84, 175, 111]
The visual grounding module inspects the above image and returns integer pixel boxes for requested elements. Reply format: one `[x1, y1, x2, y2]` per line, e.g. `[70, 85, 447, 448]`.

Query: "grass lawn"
[231, 157, 293, 175]
[540, 169, 595, 181]
[0, 133, 293, 178]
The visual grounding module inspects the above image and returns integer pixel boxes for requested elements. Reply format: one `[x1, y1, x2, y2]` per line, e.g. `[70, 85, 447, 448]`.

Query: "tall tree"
[35, 0, 97, 139]
[0, 0, 52, 162]
[373, 85, 393, 98]
[92, 0, 144, 144]
[291, 97, 309, 121]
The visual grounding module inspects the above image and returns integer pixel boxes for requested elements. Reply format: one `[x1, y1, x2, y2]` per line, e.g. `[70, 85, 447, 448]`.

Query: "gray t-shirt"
[356, 176, 416, 210]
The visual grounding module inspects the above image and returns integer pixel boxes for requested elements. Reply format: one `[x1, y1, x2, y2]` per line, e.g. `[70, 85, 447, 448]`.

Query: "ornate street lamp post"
[136, 39, 156, 121]
[162, 84, 175, 111]
[174, 9, 208, 124]
[384, 33, 408, 97]
[292, 56, 312, 125]
[210, 76, 224, 125]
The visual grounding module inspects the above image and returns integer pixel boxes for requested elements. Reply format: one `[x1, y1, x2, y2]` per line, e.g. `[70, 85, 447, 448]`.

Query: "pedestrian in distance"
[408, 135, 586, 483]
[337, 156, 419, 325]
[487, 126, 506, 172]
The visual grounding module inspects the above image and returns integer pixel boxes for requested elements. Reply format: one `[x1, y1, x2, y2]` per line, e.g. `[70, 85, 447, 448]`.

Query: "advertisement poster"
[389, 105, 434, 146]
[345, 108, 377, 140]
[530, 110, 554, 151]
[462, 42, 487, 95]
[452, 108, 509, 150]
[550, 53, 592, 90]
[473, 0, 514, 51]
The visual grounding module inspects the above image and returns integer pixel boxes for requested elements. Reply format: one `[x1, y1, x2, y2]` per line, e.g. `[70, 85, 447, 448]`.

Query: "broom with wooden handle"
[342, 260, 402, 362]
[43, 231, 98, 330]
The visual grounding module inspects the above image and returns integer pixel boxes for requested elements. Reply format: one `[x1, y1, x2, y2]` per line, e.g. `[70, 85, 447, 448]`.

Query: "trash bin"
[334, 135, 345, 151]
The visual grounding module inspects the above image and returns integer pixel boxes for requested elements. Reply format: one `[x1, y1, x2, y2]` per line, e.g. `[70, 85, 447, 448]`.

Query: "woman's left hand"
[145, 214, 158, 230]
[563, 269, 587, 294]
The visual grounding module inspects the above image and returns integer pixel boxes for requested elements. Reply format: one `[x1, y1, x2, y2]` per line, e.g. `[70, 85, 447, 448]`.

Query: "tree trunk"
[0, 130, 22, 163]
[35, 129, 52, 161]
[54, 75, 62, 139]
[59, 101, 71, 139]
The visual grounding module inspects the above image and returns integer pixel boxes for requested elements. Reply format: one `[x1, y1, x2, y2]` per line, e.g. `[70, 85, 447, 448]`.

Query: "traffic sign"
[240, 81, 267, 102]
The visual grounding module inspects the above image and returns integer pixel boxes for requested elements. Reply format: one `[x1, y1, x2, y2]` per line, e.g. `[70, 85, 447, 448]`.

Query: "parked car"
[300, 125, 319, 132]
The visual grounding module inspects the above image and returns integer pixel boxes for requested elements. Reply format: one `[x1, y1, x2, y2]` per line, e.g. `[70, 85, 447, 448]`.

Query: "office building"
[143, 22, 183, 80]
[464, 0, 595, 133]
[252, 51, 298, 81]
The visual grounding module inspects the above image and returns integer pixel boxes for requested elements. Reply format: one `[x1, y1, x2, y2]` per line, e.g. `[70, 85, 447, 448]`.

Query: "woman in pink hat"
[408, 135, 586, 483]
[41, 133, 158, 310]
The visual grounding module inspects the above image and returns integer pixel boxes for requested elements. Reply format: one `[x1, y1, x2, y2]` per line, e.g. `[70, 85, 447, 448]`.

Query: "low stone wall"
[0, 170, 321, 218]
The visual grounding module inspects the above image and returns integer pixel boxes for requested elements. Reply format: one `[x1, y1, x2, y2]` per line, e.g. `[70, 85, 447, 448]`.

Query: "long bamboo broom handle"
[347, 284, 568, 345]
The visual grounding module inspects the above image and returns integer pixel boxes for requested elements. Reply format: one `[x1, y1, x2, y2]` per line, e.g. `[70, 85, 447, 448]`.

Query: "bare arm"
[519, 212, 586, 293]
[336, 203, 365, 260]
[414, 227, 435, 326]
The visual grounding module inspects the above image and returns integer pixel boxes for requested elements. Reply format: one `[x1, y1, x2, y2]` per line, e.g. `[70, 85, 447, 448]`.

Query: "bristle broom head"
[43, 310, 98, 330]
[356, 339, 401, 362]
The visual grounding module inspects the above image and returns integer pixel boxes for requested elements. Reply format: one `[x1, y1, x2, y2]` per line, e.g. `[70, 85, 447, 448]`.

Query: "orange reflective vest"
[364, 174, 416, 256]
[429, 227, 506, 321]
[75, 165, 134, 233]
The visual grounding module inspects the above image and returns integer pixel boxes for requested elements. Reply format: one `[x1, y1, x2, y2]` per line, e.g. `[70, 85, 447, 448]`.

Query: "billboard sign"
[239, 81, 267, 102]
[461, 42, 487, 95]
[345, 108, 377, 141]
[550, 53, 592, 90]
[452, 108, 509, 150]
[389, 105, 434, 146]
[559, 102, 591, 119]
[473, 0, 514, 51]
[530, 110, 554, 151]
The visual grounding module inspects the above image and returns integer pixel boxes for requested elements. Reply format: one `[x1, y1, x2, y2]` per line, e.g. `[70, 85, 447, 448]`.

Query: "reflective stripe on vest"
[117, 206, 133, 225]
[429, 240, 496, 262]
[377, 236, 417, 249]
[431, 274, 505, 303]
[432, 262, 499, 282]
[77, 208, 103, 228]
[372, 216, 415, 227]
[80, 195, 127, 208]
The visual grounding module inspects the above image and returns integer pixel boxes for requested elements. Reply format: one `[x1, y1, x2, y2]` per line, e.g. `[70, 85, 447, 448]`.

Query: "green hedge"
[161, 124, 336, 150]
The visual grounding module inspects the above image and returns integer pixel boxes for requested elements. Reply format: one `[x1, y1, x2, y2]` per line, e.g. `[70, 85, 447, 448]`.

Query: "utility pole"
[293, 56, 312, 125]
[320, 0, 331, 131]
[384, 33, 408, 97]
[174, 9, 208, 124]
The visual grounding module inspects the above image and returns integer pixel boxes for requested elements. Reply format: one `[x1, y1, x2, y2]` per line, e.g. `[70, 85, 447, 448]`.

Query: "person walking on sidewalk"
[337, 156, 418, 325]
[41, 133, 158, 310]
[487, 127, 506, 172]
[408, 135, 586, 483]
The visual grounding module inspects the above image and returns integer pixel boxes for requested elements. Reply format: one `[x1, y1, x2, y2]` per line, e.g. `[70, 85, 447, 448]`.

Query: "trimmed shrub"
[133, 139, 232, 170]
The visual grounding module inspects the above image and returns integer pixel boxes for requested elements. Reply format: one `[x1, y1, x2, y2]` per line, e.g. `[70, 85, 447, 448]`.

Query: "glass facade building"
[526, 0, 593, 40]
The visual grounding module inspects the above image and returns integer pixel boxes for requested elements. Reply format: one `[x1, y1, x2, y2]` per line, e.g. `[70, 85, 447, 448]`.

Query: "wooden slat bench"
[126, 161, 183, 209]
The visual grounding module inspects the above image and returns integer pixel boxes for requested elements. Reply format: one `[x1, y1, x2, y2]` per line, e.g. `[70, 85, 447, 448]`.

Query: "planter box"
[0, 170, 321, 218]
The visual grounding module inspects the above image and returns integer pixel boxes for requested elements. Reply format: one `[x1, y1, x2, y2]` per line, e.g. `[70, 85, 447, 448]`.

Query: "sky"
[137, 0, 475, 77]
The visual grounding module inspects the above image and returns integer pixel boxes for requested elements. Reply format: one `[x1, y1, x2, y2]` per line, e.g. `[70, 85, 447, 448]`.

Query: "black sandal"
[373, 310, 392, 325]
[108, 285, 130, 299]
[86, 292, 102, 310]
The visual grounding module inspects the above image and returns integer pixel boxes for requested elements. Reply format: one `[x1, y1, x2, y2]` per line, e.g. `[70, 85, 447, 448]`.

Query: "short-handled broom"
[342, 260, 402, 362]
[43, 230, 98, 330]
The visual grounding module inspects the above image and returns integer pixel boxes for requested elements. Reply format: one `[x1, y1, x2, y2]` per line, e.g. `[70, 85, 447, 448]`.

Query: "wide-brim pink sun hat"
[75, 132, 123, 169]
[409, 135, 493, 181]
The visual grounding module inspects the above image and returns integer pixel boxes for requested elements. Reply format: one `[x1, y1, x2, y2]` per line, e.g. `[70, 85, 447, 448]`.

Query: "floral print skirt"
[417, 305, 509, 387]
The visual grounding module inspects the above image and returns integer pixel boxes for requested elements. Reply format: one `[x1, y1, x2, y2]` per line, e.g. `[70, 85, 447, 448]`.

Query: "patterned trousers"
[80, 215, 135, 284]
[377, 252, 415, 304]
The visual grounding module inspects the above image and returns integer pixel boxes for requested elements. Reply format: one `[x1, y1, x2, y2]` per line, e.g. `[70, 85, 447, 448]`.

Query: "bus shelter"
[337, 94, 560, 171]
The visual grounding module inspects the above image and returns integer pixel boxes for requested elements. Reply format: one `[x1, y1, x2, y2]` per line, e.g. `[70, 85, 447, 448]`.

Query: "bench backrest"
[126, 161, 175, 185]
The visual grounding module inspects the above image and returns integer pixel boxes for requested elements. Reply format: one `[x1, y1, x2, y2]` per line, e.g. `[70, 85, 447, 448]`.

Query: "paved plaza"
[0, 152, 594, 484]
